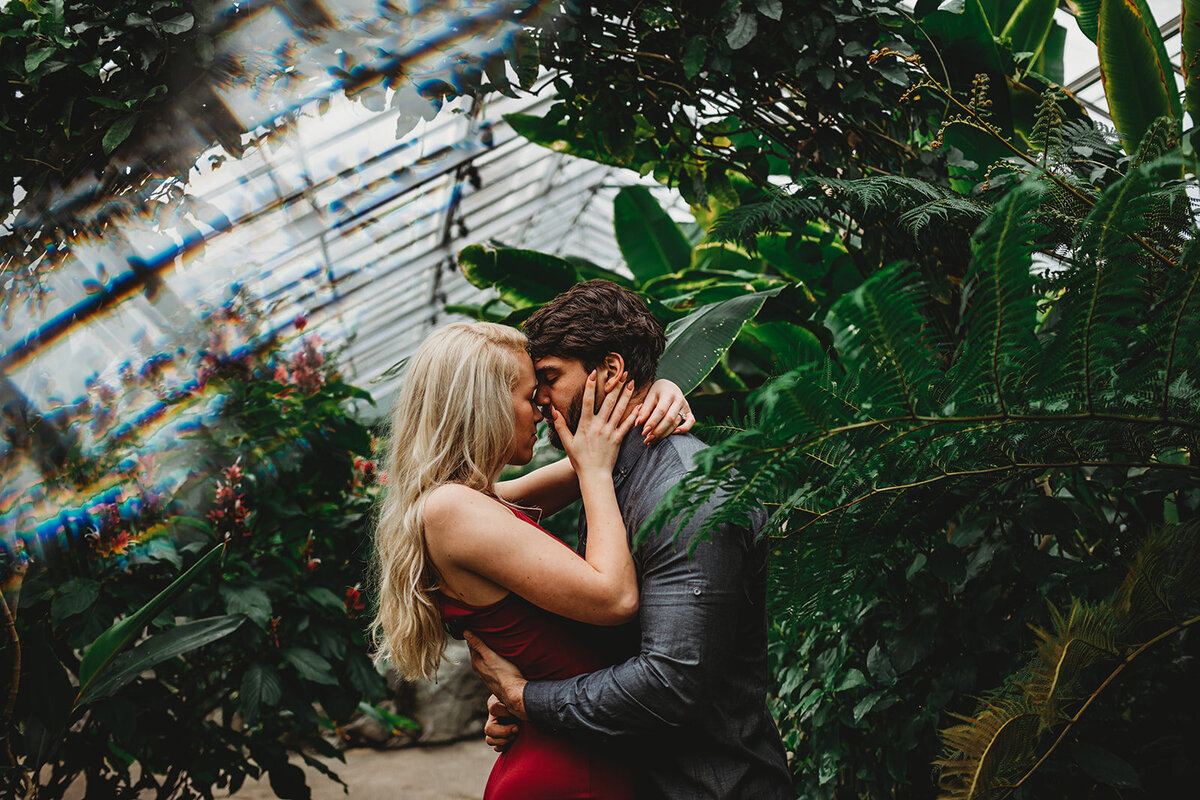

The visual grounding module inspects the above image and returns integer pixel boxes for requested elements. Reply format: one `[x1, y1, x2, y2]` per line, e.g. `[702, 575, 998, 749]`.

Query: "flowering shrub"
[4, 306, 395, 799]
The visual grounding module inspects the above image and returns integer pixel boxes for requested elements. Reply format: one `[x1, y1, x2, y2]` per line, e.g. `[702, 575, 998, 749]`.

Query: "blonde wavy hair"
[369, 321, 528, 680]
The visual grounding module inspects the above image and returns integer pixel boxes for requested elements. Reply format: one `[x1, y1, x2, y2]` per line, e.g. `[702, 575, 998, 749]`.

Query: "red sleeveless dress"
[436, 510, 637, 800]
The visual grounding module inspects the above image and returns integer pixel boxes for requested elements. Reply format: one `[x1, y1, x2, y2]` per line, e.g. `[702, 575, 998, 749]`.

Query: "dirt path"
[219, 740, 497, 800]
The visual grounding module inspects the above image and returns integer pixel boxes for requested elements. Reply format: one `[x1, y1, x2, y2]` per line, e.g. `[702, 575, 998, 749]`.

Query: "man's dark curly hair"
[522, 280, 666, 387]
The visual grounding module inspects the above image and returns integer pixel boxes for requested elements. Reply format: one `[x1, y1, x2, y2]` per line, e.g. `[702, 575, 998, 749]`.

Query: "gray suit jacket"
[523, 431, 792, 798]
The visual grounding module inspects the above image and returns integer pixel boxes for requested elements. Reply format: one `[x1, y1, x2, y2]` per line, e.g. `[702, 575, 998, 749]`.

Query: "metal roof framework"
[0, 0, 1185, 531]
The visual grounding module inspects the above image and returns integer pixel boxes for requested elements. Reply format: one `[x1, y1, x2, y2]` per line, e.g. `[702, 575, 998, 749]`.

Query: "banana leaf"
[1001, 0, 1057, 74]
[1097, 0, 1180, 153]
[1183, 0, 1200, 121]
[918, 0, 1005, 77]
[613, 186, 692, 283]
[457, 244, 577, 308]
[1075, 0, 1100, 40]
[657, 287, 783, 393]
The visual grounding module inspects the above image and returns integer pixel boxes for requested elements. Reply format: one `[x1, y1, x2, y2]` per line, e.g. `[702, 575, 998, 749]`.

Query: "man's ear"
[601, 352, 626, 384]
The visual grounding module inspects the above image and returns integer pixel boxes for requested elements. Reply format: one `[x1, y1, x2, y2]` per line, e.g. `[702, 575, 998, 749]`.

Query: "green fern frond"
[819, 175, 947, 219]
[830, 263, 941, 416]
[950, 182, 1046, 413]
[706, 185, 826, 246]
[1029, 89, 1067, 169]
[897, 197, 989, 238]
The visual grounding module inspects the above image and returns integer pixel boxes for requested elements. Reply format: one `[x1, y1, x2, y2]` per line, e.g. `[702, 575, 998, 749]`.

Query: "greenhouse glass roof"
[0, 0, 1185, 546]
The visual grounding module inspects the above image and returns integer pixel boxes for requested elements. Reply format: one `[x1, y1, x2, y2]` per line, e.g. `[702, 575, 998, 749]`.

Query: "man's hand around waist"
[484, 694, 520, 752]
[465, 631, 529, 720]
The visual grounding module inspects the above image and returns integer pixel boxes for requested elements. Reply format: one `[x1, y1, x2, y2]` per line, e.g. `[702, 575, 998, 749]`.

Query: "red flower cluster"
[84, 502, 135, 558]
[207, 460, 250, 540]
[344, 584, 365, 618]
[289, 335, 325, 395]
[300, 532, 321, 573]
[352, 455, 377, 487]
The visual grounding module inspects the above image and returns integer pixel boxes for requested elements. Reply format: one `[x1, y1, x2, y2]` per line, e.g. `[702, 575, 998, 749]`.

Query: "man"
[463, 280, 793, 798]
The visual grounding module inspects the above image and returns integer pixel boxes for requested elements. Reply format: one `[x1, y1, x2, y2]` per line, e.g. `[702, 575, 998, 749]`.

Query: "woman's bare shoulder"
[423, 483, 500, 529]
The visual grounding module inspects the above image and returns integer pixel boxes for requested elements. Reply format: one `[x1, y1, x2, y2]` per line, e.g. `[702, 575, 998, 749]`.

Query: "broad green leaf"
[503, 112, 660, 172]
[613, 186, 692, 283]
[1075, 0, 1100, 41]
[457, 244, 577, 309]
[853, 689, 887, 723]
[79, 615, 245, 704]
[240, 662, 284, 724]
[483, 52, 517, 98]
[102, 115, 137, 154]
[78, 543, 225, 700]
[51, 578, 99, 624]
[657, 288, 782, 393]
[346, 653, 384, 703]
[756, 0, 784, 20]
[920, 0, 1004, 76]
[1097, 0, 1178, 153]
[25, 46, 55, 73]
[977, 0, 1022, 28]
[220, 583, 273, 627]
[690, 242, 761, 273]
[683, 36, 708, 79]
[1032, 21, 1067, 84]
[1001, 0, 1057, 73]
[305, 586, 345, 611]
[562, 255, 635, 287]
[511, 30, 539, 90]
[159, 13, 195, 34]
[726, 11, 758, 50]
[1183, 0, 1200, 120]
[1069, 741, 1143, 788]
[835, 668, 868, 692]
[284, 647, 339, 686]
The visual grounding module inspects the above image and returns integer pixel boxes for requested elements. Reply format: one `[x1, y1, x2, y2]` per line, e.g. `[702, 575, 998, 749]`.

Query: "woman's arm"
[493, 458, 579, 517]
[427, 374, 641, 626]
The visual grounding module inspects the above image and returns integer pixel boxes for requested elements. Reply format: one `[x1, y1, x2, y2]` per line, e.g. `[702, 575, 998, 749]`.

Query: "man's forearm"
[523, 651, 706, 738]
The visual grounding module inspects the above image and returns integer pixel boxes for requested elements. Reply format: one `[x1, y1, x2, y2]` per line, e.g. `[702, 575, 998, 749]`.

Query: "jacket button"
[692, 586, 702, 596]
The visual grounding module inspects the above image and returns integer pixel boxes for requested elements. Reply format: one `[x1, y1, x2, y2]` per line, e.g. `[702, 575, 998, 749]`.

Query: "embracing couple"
[370, 280, 791, 798]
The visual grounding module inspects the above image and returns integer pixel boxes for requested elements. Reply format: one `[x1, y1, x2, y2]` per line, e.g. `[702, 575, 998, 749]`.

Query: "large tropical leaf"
[457, 244, 578, 308]
[613, 186, 692, 283]
[1183, 0, 1200, 120]
[79, 614, 246, 704]
[657, 287, 783, 393]
[1097, 0, 1179, 153]
[77, 542, 225, 702]
[503, 112, 659, 170]
[1074, 0, 1101, 41]
[1001, 0, 1058, 73]
[1031, 21, 1067, 84]
[918, 0, 1005, 76]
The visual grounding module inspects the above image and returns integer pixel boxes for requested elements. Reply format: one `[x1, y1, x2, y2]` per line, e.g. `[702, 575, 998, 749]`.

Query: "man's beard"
[545, 391, 584, 450]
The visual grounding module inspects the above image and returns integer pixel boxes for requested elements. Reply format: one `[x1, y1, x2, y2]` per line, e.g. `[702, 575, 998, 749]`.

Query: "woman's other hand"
[552, 369, 639, 479]
[638, 379, 694, 445]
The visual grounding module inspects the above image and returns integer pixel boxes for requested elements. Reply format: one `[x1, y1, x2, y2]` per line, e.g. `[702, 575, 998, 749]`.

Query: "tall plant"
[3, 303, 394, 799]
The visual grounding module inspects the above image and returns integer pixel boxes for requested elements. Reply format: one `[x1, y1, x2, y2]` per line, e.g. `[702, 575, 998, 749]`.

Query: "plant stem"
[1, 593, 20, 768]
[1010, 613, 1200, 791]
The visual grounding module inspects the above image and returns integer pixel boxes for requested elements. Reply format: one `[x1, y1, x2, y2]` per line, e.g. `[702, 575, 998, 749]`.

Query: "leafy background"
[4, 0, 1200, 798]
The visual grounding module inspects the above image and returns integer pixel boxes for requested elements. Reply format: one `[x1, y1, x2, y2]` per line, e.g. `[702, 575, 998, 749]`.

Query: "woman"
[370, 321, 690, 799]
